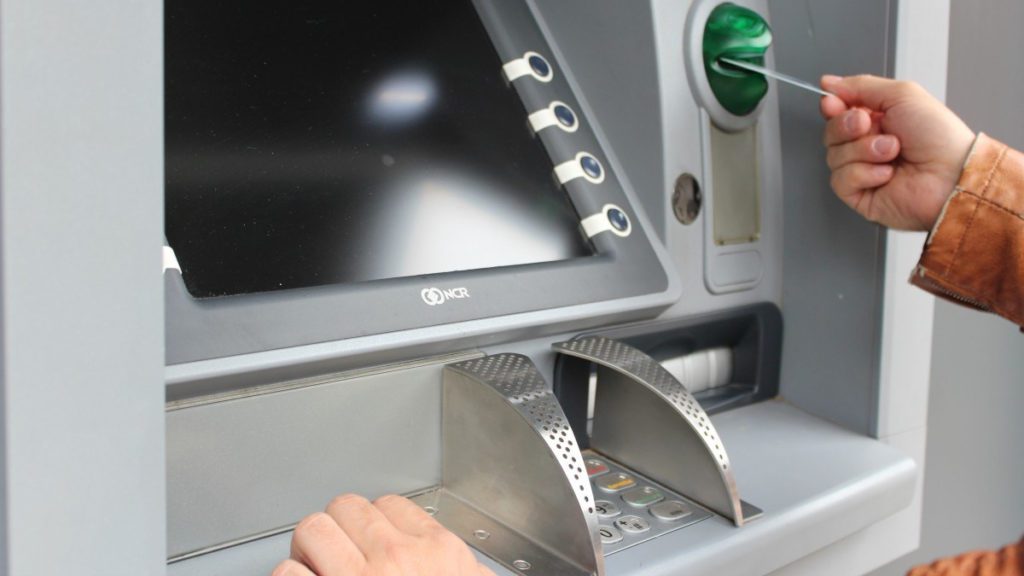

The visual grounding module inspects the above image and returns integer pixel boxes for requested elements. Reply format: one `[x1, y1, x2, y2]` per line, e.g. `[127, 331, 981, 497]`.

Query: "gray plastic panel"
[0, 0, 166, 574]
[166, 353, 479, 560]
[767, 0, 893, 436]
[167, 402, 915, 576]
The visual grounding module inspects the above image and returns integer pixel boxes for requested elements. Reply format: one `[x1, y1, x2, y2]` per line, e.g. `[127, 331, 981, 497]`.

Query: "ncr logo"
[420, 286, 471, 306]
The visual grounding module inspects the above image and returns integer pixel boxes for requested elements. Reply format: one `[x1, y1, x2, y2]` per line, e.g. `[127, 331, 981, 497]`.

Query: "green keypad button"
[621, 485, 665, 508]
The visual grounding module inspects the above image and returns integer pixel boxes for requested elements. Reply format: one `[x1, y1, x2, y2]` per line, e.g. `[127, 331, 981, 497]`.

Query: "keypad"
[584, 451, 712, 555]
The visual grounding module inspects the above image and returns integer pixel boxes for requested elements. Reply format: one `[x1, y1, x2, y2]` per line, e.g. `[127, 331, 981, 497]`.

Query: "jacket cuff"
[910, 133, 1024, 327]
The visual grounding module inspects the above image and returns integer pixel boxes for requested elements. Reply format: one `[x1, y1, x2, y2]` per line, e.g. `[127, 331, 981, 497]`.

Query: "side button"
[581, 204, 632, 239]
[528, 101, 579, 134]
[502, 51, 554, 83]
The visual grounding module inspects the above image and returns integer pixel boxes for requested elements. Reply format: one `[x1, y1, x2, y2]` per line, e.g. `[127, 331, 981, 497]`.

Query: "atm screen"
[165, 1, 594, 298]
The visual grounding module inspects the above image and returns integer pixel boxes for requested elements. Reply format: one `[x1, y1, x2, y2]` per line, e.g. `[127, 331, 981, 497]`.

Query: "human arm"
[820, 74, 1024, 326]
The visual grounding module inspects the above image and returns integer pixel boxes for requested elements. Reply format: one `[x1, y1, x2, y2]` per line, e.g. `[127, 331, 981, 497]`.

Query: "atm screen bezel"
[164, 0, 676, 368]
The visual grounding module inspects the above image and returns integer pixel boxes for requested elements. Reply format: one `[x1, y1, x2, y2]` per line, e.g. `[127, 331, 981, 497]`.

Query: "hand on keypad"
[274, 494, 496, 576]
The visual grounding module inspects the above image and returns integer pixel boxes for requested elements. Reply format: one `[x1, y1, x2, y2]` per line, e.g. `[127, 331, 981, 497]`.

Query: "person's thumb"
[822, 74, 910, 112]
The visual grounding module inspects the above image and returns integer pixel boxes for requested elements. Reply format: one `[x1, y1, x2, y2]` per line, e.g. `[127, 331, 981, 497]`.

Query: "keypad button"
[595, 472, 636, 493]
[614, 514, 651, 534]
[585, 458, 610, 478]
[622, 485, 665, 508]
[598, 524, 623, 545]
[650, 500, 693, 522]
[593, 499, 621, 519]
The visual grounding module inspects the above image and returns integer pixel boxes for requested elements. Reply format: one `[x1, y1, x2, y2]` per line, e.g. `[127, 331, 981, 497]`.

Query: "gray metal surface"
[427, 354, 603, 575]
[554, 337, 749, 525]
[767, 0, 893, 436]
[0, 0, 166, 574]
[166, 353, 478, 559]
[168, 401, 916, 576]
[411, 490, 584, 576]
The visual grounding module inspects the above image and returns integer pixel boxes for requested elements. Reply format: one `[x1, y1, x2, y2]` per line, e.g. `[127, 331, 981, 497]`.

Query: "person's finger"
[822, 74, 919, 112]
[819, 76, 849, 118]
[830, 162, 894, 206]
[325, 494, 404, 558]
[290, 512, 366, 575]
[478, 563, 499, 576]
[824, 108, 872, 146]
[820, 94, 848, 118]
[272, 559, 316, 576]
[373, 494, 445, 537]
[827, 135, 900, 170]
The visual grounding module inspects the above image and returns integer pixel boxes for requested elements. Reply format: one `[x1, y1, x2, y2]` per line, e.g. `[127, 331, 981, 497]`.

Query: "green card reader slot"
[702, 3, 773, 117]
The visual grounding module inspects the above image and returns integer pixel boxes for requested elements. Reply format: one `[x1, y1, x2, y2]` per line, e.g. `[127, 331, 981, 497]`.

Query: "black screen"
[165, 1, 594, 298]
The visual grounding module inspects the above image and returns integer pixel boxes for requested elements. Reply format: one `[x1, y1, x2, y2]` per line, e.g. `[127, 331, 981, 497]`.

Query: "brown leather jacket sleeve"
[907, 535, 1024, 576]
[910, 133, 1024, 326]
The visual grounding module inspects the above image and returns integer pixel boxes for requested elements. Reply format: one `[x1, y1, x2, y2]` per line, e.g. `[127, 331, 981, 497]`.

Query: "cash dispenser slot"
[409, 354, 605, 576]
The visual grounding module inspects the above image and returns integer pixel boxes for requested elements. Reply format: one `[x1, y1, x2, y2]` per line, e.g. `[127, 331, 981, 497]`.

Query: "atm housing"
[164, 1, 917, 575]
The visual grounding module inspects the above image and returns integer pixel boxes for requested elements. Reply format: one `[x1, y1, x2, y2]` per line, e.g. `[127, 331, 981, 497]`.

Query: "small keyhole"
[673, 173, 702, 225]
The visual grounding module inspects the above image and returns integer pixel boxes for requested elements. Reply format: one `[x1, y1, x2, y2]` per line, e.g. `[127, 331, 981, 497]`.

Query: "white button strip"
[501, 51, 552, 83]
[528, 101, 578, 133]
[554, 152, 604, 185]
[581, 204, 631, 239]
[163, 245, 181, 274]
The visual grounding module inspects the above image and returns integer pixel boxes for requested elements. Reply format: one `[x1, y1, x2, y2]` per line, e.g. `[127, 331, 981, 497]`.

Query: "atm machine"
[0, 0, 930, 575]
